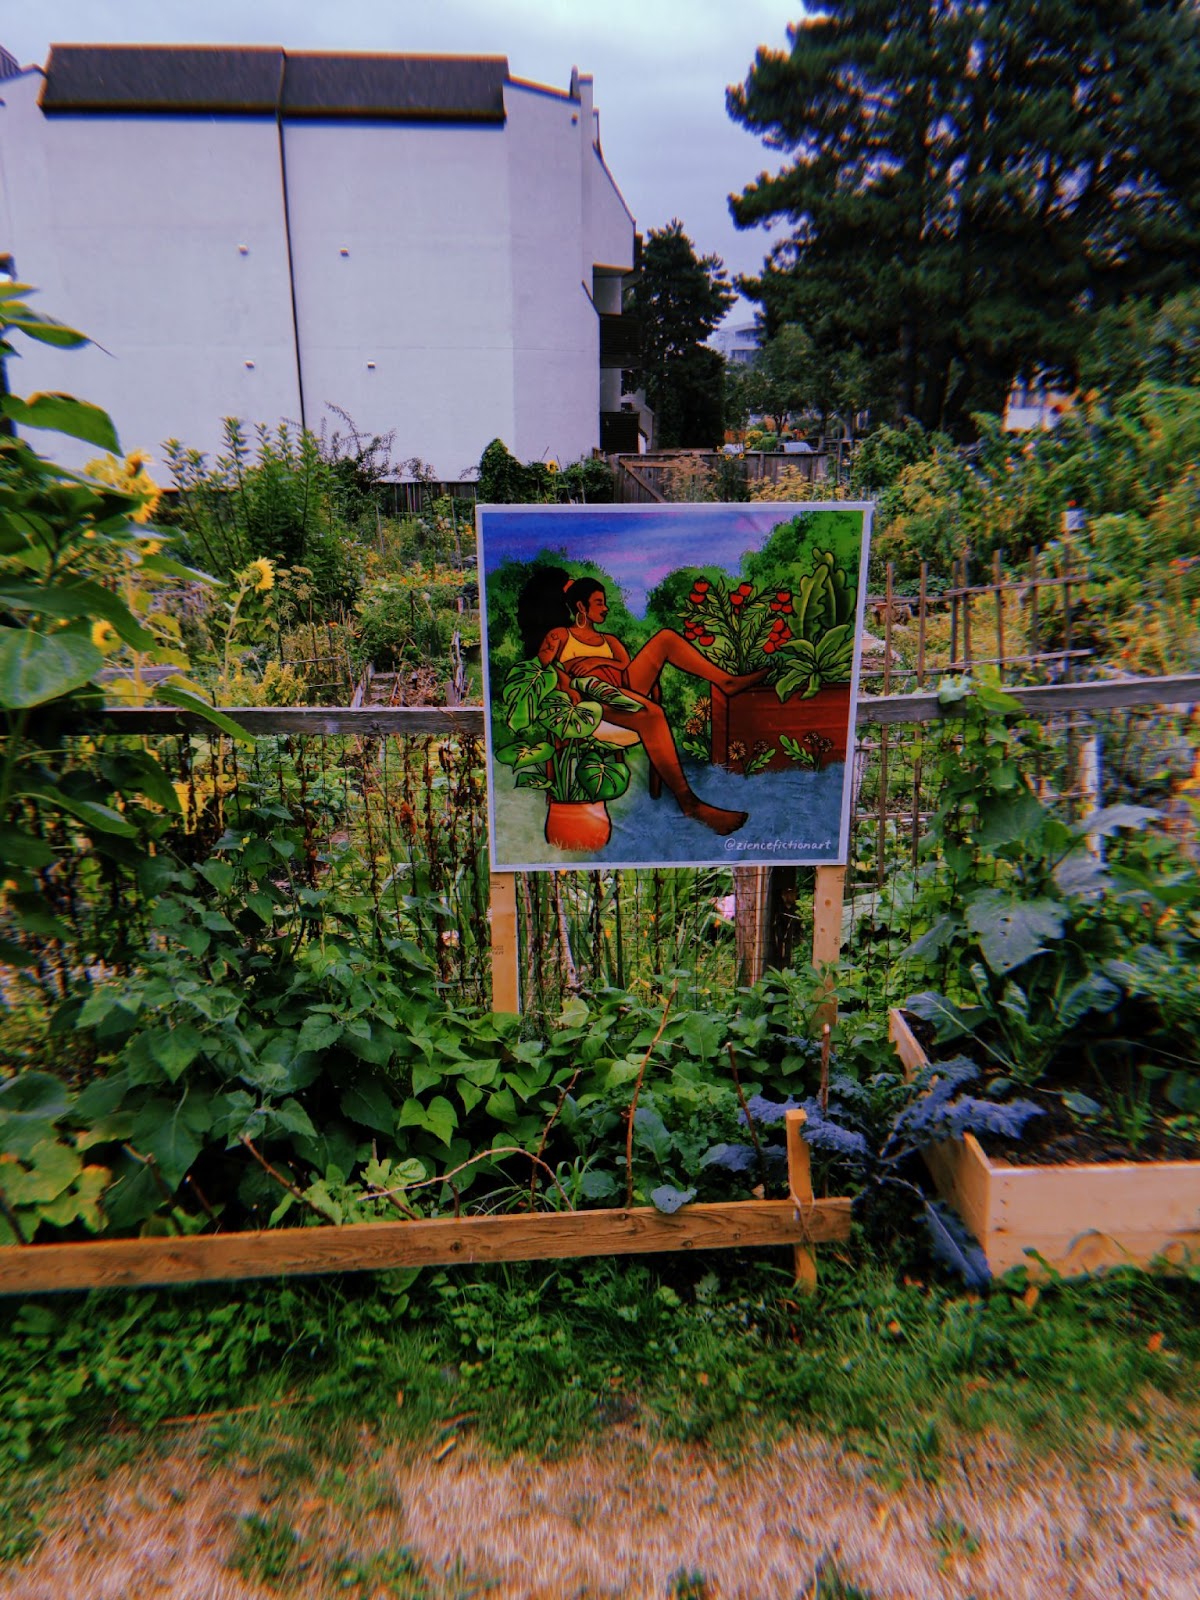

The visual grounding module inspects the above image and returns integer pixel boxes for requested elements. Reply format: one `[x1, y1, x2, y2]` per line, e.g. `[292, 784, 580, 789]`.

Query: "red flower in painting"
[693, 579, 710, 594]
[699, 632, 716, 646]
[730, 593, 746, 610]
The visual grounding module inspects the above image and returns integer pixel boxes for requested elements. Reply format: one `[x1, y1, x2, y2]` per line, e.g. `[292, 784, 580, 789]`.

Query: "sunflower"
[245, 557, 275, 593]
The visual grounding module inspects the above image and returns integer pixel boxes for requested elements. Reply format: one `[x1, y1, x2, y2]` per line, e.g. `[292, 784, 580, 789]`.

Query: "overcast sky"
[4, 1, 800, 330]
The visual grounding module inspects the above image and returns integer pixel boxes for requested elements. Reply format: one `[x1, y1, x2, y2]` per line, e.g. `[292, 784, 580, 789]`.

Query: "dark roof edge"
[39, 44, 512, 120]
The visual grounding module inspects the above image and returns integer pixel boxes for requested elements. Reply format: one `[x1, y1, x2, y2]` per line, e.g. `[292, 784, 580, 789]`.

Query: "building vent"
[0, 46, 21, 80]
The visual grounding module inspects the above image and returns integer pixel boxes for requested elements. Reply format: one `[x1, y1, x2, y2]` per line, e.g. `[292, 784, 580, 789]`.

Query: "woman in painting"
[516, 567, 764, 836]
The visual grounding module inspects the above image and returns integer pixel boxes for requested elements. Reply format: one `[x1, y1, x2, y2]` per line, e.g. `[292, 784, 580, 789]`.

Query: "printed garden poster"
[477, 502, 873, 872]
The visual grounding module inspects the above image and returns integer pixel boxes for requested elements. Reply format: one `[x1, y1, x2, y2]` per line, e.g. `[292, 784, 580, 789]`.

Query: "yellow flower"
[83, 449, 163, 523]
[246, 557, 275, 593]
[91, 620, 119, 652]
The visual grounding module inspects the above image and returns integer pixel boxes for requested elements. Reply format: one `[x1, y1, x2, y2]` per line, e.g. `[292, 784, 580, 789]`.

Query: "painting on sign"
[477, 501, 873, 872]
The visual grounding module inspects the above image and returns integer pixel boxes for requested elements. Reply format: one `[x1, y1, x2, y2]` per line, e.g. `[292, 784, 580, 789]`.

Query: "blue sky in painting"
[478, 505, 813, 617]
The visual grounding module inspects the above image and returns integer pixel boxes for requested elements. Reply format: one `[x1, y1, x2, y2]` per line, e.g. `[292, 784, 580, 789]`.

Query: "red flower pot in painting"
[544, 799, 612, 851]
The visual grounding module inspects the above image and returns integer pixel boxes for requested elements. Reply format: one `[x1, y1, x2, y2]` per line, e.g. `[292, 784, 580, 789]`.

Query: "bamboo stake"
[993, 548, 1005, 678]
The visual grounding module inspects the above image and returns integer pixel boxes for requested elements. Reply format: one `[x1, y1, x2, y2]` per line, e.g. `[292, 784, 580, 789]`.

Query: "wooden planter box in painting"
[889, 1008, 1200, 1278]
[710, 682, 852, 773]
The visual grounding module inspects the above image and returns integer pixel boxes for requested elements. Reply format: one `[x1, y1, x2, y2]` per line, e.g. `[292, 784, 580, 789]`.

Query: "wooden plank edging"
[0, 1199, 852, 1295]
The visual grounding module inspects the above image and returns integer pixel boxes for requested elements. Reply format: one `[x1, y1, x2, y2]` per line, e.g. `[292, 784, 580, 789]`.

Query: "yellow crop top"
[558, 631, 615, 667]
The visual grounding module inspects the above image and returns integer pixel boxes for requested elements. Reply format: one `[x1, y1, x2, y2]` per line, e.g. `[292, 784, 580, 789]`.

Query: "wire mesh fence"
[8, 679, 1196, 1033]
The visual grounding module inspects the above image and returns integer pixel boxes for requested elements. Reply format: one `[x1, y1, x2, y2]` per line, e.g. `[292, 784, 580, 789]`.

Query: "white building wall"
[0, 70, 300, 468]
[505, 82, 598, 468]
[282, 118, 514, 477]
[0, 60, 635, 478]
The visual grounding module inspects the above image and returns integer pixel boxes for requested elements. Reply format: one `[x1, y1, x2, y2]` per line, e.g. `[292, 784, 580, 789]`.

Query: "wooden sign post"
[489, 870, 521, 1014]
[812, 863, 846, 1026]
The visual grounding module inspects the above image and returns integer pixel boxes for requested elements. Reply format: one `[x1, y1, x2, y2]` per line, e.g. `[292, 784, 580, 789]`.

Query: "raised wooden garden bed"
[710, 682, 852, 772]
[890, 1009, 1200, 1278]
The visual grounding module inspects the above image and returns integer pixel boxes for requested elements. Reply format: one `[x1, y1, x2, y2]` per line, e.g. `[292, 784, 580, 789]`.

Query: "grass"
[1, 1248, 1198, 1592]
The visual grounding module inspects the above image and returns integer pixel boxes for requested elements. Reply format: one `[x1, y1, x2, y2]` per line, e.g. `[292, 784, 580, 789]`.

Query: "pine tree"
[626, 221, 735, 447]
[728, 1, 1200, 437]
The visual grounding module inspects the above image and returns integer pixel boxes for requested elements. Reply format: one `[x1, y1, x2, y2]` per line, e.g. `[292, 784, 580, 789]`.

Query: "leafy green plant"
[164, 419, 361, 608]
[896, 676, 1200, 1137]
[494, 656, 643, 804]
[771, 624, 856, 701]
[0, 280, 246, 970]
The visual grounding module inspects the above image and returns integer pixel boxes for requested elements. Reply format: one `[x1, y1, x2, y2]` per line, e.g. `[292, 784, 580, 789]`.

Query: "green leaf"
[557, 996, 590, 1030]
[197, 860, 236, 894]
[411, 1059, 443, 1096]
[1, 392, 119, 451]
[131, 1096, 210, 1189]
[632, 1106, 673, 1165]
[937, 676, 972, 706]
[101, 1151, 163, 1228]
[2, 309, 90, 349]
[964, 891, 1065, 974]
[485, 1086, 519, 1124]
[501, 658, 558, 732]
[17, 782, 138, 837]
[72, 1069, 133, 1123]
[265, 1098, 319, 1141]
[1, 1138, 82, 1206]
[903, 990, 985, 1043]
[398, 1094, 457, 1147]
[0, 626, 101, 707]
[339, 1081, 395, 1136]
[0, 1071, 70, 1159]
[0, 580, 155, 650]
[569, 674, 644, 713]
[297, 1016, 342, 1055]
[572, 745, 631, 802]
[579, 1169, 618, 1201]
[974, 789, 1049, 851]
[153, 683, 254, 745]
[125, 1024, 205, 1085]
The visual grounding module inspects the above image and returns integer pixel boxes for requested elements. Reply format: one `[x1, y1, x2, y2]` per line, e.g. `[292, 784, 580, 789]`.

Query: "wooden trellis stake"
[489, 870, 521, 1013]
[811, 863, 846, 1026]
[785, 1106, 818, 1293]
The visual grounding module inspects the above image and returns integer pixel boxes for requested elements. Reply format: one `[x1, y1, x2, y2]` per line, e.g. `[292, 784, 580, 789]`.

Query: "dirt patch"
[3, 1425, 1200, 1599]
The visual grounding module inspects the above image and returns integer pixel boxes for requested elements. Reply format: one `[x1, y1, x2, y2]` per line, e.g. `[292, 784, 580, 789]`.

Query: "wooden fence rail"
[79, 673, 1200, 740]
